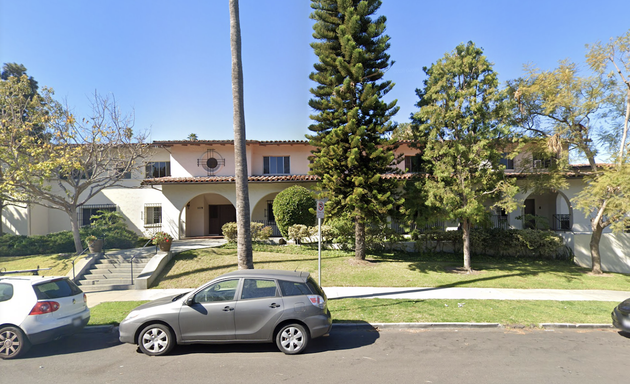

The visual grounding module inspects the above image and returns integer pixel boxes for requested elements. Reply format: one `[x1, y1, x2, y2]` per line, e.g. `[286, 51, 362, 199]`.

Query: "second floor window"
[500, 154, 514, 170]
[146, 162, 171, 178]
[404, 155, 423, 173]
[264, 156, 290, 174]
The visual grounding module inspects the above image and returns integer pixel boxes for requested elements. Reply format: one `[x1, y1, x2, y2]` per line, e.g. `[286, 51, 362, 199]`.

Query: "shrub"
[288, 224, 311, 244]
[320, 215, 405, 251]
[83, 210, 139, 250]
[222, 222, 273, 243]
[221, 222, 238, 243]
[250, 222, 273, 241]
[0, 231, 76, 256]
[272, 186, 316, 239]
[414, 228, 566, 259]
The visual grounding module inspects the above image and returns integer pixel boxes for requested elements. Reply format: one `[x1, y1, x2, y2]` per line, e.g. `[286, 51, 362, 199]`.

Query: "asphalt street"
[3, 326, 630, 384]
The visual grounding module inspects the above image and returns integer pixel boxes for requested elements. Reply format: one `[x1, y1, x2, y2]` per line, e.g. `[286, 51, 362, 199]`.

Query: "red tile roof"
[153, 140, 310, 146]
[142, 174, 320, 185]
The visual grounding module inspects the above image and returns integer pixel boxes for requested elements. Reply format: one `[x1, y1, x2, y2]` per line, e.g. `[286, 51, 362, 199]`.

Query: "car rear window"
[33, 278, 83, 299]
[0, 283, 14, 302]
[279, 280, 311, 297]
[306, 277, 325, 298]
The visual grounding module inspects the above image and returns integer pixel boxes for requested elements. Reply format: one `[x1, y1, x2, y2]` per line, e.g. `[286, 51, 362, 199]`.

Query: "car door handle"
[269, 303, 281, 308]
[223, 306, 234, 311]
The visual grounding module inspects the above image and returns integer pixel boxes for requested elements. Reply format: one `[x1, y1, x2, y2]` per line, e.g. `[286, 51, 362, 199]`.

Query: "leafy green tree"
[1, 63, 38, 96]
[0, 75, 151, 254]
[272, 185, 316, 239]
[229, 0, 253, 269]
[414, 41, 518, 272]
[307, 0, 402, 260]
[514, 30, 630, 274]
[0, 63, 42, 235]
[574, 31, 630, 273]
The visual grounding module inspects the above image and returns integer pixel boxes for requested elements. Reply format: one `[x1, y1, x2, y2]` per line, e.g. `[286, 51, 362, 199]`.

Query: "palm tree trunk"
[229, 0, 253, 269]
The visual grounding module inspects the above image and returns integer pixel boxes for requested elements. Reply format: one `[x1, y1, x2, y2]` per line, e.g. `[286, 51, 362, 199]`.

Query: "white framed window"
[144, 204, 162, 227]
[263, 156, 290, 174]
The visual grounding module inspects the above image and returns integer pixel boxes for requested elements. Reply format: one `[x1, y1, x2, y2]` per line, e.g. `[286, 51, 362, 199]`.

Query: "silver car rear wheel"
[138, 324, 175, 356]
[0, 326, 30, 359]
[276, 324, 309, 355]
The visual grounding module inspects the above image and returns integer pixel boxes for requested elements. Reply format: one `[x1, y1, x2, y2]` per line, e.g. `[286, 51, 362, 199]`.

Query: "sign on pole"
[317, 200, 325, 219]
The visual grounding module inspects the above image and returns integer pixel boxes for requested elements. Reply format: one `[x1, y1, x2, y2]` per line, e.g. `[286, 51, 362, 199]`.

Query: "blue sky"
[1, 0, 628, 142]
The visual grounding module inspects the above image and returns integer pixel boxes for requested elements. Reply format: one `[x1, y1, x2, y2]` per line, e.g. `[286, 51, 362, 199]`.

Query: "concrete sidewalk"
[86, 286, 630, 308]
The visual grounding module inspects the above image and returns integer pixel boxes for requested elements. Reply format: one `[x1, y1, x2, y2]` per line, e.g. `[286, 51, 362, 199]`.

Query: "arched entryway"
[183, 193, 236, 237]
[521, 190, 573, 231]
[251, 192, 281, 236]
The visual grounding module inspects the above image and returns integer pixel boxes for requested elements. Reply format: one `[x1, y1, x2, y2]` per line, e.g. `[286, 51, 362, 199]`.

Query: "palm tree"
[229, 0, 253, 269]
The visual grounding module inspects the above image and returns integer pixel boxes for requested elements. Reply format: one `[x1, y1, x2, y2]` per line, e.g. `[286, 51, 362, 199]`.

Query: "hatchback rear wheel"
[138, 324, 175, 356]
[276, 324, 309, 355]
[0, 326, 30, 359]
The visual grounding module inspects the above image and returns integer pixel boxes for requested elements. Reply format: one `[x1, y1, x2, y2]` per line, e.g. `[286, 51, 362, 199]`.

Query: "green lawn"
[151, 244, 630, 291]
[3, 243, 625, 327]
[0, 253, 88, 277]
[88, 299, 616, 327]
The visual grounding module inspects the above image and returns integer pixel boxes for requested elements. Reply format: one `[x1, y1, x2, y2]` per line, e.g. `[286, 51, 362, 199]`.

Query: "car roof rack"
[0, 266, 52, 276]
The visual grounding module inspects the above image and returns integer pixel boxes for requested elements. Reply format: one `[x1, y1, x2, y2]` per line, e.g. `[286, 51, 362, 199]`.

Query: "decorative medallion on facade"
[197, 149, 225, 176]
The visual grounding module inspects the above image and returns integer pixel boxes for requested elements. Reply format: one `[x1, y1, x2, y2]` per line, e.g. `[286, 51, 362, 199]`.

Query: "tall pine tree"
[308, 0, 400, 260]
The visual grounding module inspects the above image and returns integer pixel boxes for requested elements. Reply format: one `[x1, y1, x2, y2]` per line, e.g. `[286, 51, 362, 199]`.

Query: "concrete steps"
[76, 254, 154, 292]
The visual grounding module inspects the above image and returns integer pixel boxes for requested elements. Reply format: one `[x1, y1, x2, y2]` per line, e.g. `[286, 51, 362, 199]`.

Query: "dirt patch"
[443, 267, 484, 275]
[582, 271, 614, 277]
[347, 258, 378, 267]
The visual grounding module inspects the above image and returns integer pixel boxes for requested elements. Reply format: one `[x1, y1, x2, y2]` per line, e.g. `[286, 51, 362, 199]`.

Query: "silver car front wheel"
[138, 324, 175, 356]
[276, 324, 309, 355]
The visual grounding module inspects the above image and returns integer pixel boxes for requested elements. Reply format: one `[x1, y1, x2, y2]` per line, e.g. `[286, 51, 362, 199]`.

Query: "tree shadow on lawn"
[157, 256, 320, 284]
[370, 250, 591, 282]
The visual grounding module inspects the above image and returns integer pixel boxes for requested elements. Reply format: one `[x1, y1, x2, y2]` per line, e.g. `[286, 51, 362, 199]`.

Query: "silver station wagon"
[119, 269, 332, 356]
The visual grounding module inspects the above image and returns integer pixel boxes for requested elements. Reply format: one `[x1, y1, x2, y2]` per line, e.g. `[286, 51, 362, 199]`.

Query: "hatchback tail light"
[307, 295, 326, 310]
[84, 293, 88, 305]
[29, 301, 60, 315]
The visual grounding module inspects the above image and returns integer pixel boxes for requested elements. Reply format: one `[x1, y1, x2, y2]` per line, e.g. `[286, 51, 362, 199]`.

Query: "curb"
[333, 322, 502, 329]
[81, 323, 615, 334]
[82, 325, 117, 333]
[539, 323, 613, 329]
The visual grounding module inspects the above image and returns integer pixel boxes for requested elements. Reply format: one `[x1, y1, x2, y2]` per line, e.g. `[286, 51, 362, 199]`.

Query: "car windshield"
[33, 278, 83, 299]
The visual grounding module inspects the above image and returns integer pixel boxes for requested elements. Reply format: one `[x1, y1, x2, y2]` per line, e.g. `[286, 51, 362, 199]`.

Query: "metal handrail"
[129, 239, 157, 286]
[71, 247, 91, 281]
[1, 266, 51, 276]
[71, 237, 105, 281]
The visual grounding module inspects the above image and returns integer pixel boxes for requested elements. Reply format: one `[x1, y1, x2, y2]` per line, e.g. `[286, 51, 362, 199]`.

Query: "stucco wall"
[574, 233, 630, 274]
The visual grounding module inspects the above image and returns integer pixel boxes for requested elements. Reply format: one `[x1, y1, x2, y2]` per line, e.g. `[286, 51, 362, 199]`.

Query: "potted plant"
[151, 231, 173, 252]
[85, 235, 103, 253]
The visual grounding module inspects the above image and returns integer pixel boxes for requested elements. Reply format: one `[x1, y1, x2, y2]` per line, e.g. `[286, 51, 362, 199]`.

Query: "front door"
[208, 205, 237, 235]
[524, 199, 535, 229]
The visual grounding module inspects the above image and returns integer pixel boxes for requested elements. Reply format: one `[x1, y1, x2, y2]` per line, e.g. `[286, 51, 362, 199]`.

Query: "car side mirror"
[185, 297, 195, 306]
